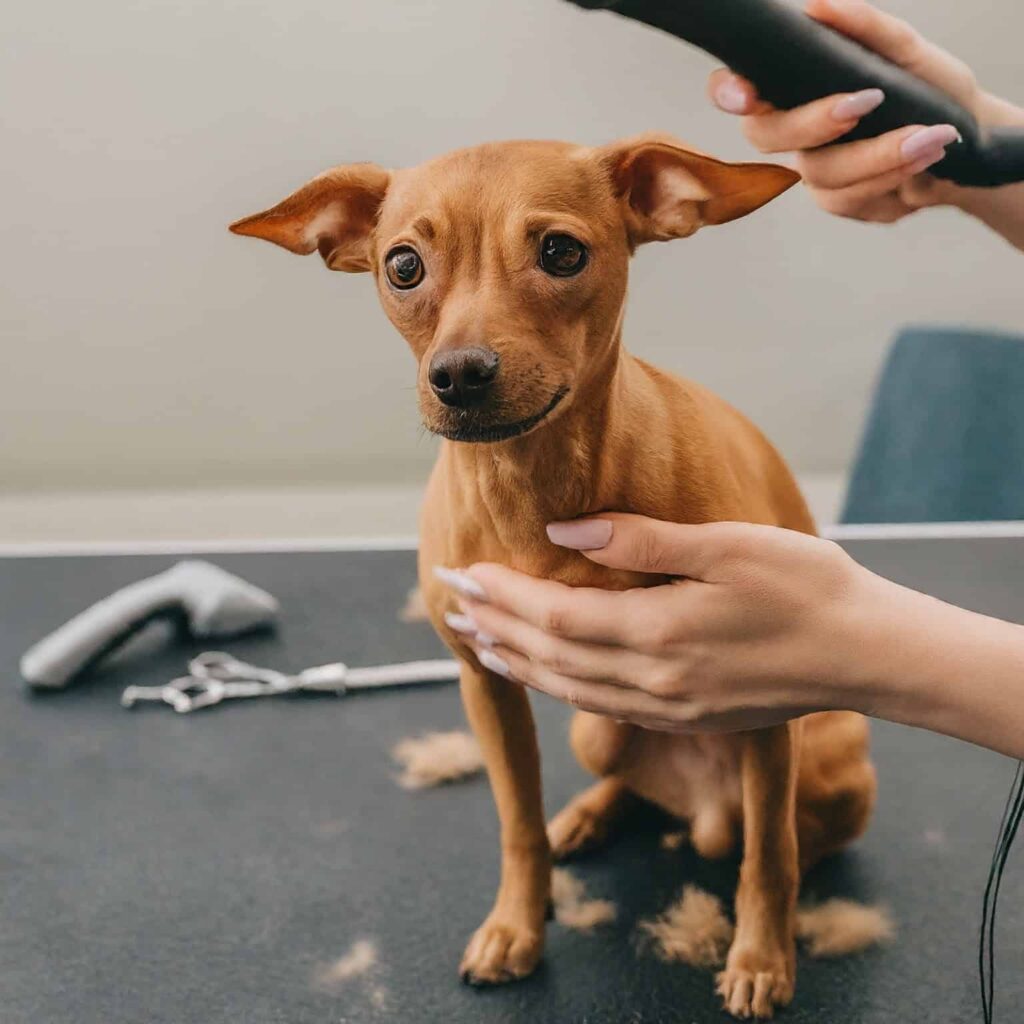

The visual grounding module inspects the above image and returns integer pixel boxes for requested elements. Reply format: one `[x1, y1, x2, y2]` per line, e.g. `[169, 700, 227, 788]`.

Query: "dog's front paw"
[715, 947, 794, 1020]
[459, 914, 544, 986]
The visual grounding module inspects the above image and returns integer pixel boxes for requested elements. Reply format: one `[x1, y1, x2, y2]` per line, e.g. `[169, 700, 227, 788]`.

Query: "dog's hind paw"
[459, 915, 543, 986]
[547, 802, 613, 861]
[715, 957, 794, 1020]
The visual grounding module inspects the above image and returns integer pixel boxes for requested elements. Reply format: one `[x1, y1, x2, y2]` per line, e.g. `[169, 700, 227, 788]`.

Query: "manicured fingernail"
[444, 611, 496, 647]
[546, 519, 613, 551]
[433, 566, 487, 600]
[714, 77, 748, 114]
[901, 124, 959, 161]
[445, 611, 477, 635]
[907, 147, 948, 174]
[478, 648, 511, 678]
[830, 88, 884, 122]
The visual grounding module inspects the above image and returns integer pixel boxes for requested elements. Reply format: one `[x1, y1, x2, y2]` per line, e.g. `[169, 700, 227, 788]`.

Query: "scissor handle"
[189, 651, 292, 690]
[121, 675, 227, 713]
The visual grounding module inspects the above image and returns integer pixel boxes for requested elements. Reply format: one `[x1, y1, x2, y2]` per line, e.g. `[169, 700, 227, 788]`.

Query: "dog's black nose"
[428, 347, 500, 408]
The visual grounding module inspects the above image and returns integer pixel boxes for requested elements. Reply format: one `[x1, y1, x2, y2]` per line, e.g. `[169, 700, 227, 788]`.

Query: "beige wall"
[3, 0, 1021, 495]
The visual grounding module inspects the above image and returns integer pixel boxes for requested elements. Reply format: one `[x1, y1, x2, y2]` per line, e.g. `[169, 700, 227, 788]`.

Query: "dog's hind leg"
[457, 660, 550, 986]
[795, 711, 877, 872]
[548, 777, 634, 860]
[547, 712, 637, 859]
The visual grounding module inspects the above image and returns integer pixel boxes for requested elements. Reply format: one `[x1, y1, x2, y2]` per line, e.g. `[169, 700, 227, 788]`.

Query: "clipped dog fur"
[641, 885, 735, 968]
[551, 868, 617, 931]
[392, 730, 484, 790]
[399, 586, 430, 623]
[660, 830, 687, 851]
[642, 887, 893, 968]
[314, 938, 378, 989]
[796, 898, 895, 957]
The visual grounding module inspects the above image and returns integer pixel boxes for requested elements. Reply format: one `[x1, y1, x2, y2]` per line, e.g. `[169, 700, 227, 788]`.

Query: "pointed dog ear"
[229, 163, 390, 271]
[599, 134, 800, 245]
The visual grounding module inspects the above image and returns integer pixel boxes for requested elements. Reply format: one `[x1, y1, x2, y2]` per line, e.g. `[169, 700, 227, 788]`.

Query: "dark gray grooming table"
[2, 537, 1022, 1023]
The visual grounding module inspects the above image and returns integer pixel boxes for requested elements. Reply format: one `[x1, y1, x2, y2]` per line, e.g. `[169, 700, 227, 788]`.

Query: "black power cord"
[980, 761, 1024, 1022]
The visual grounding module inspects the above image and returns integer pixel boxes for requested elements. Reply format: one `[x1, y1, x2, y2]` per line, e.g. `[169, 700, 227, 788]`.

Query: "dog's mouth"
[430, 387, 570, 443]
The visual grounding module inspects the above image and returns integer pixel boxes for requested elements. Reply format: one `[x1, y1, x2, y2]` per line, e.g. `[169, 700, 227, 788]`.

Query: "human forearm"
[954, 181, 1024, 253]
[845, 570, 1024, 759]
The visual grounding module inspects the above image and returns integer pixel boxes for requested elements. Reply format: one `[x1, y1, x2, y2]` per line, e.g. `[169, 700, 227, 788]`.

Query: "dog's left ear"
[229, 163, 390, 271]
[600, 135, 800, 245]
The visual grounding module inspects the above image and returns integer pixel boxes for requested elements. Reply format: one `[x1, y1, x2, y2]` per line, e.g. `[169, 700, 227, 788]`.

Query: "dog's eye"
[384, 247, 424, 289]
[539, 234, 588, 277]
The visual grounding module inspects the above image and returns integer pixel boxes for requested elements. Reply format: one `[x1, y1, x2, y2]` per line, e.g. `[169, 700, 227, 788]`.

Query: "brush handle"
[19, 570, 187, 688]
[568, 0, 1024, 186]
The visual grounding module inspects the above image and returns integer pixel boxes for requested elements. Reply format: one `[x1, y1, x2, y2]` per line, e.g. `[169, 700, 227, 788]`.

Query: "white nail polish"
[433, 566, 487, 600]
[830, 87, 884, 122]
[478, 648, 511, 678]
[901, 124, 959, 161]
[444, 611, 478, 636]
[906, 148, 947, 174]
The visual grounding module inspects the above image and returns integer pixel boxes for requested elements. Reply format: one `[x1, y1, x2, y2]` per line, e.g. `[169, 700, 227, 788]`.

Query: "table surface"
[2, 539, 1022, 1024]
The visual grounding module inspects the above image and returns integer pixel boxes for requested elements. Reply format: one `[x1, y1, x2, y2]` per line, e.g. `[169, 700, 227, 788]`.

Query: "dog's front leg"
[717, 722, 800, 1019]
[458, 659, 550, 985]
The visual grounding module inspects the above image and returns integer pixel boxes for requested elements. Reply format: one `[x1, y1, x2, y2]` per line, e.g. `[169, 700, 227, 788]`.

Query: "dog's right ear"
[599, 134, 799, 246]
[229, 164, 390, 272]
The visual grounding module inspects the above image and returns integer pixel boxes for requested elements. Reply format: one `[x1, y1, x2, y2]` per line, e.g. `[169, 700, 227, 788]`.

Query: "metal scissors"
[121, 651, 460, 713]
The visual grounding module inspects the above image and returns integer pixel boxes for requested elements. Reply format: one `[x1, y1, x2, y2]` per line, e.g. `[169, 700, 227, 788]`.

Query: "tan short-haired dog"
[231, 135, 876, 1019]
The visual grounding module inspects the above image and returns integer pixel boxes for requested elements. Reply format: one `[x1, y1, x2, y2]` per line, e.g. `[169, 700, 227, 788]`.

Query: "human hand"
[436, 515, 875, 733]
[707, 0, 987, 223]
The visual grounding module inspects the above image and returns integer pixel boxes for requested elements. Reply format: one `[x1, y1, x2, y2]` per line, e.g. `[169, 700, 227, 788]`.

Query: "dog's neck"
[439, 338, 650, 560]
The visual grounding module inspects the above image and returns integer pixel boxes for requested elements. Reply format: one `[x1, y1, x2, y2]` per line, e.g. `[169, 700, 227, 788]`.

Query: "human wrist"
[852, 580, 964, 728]
[976, 90, 1024, 128]
[821, 561, 922, 718]
[943, 93, 1024, 219]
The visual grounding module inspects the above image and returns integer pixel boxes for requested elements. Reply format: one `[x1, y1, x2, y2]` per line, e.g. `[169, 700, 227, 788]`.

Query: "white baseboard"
[0, 473, 846, 547]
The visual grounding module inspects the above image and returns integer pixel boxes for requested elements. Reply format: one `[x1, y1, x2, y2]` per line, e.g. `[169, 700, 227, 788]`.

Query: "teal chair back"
[842, 327, 1024, 523]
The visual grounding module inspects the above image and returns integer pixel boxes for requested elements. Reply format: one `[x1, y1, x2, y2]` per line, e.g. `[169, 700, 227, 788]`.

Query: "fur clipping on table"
[641, 885, 734, 967]
[641, 887, 894, 968]
[660, 830, 687, 851]
[399, 586, 430, 623]
[551, 868, 617, 931]
[392, 730, 484, 789]
[314, 938, 378, 988]
[796, 898, 895, 957]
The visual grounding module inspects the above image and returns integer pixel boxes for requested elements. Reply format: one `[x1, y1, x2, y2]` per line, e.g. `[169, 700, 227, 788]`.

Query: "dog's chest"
[620, 729, 744, 822]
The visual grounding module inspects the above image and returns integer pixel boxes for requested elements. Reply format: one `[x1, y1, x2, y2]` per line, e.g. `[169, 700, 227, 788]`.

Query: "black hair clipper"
[566, 0, 1024, 187]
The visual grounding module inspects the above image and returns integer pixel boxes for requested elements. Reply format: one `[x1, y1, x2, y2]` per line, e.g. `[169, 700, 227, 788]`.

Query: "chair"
[841, 326, 1024, 523]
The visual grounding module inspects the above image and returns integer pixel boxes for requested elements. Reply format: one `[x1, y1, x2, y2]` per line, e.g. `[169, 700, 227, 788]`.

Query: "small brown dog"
[231, 135, 876, 1019]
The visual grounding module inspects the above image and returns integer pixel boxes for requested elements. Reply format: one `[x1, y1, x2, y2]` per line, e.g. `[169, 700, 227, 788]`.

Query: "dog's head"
[230, 136, 797, 443]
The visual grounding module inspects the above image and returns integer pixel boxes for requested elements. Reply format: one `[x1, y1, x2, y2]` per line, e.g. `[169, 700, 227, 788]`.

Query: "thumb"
[546, 514, 729, 578]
